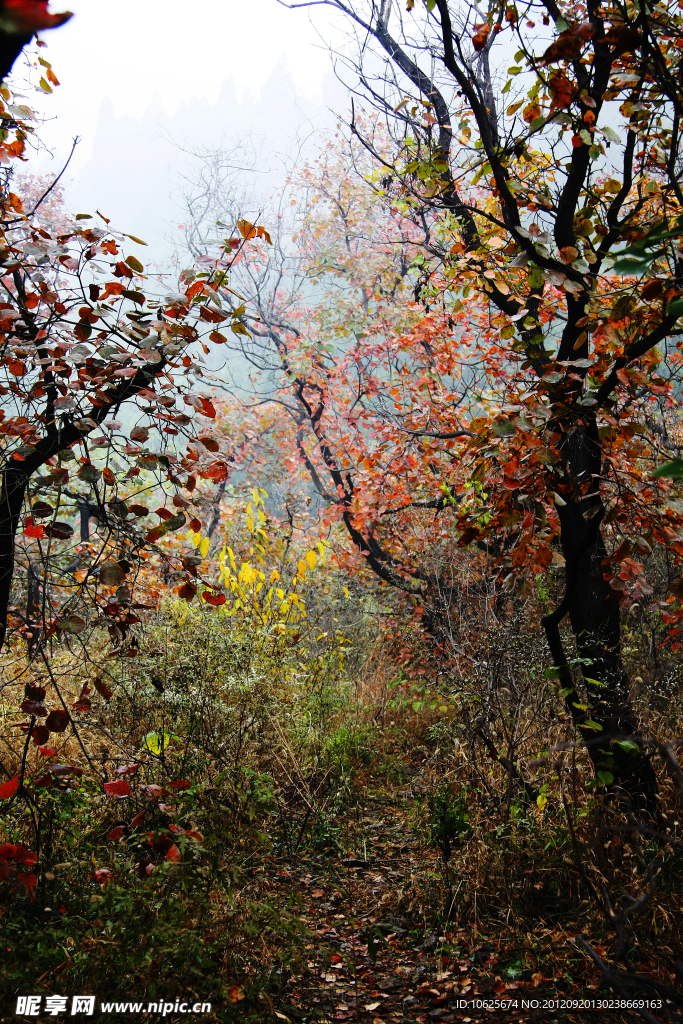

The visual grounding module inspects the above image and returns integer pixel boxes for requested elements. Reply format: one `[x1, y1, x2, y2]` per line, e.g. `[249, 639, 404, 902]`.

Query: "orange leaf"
[237, 218, 257, 240]
[548, 70, 575, 110]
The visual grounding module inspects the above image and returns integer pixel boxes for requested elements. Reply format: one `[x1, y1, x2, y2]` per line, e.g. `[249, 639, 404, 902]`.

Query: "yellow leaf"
[298, 559, 307, 577]
[305, 550, 317, 570]
[199, 537, 210, 558]
[537, 794, 547, 811]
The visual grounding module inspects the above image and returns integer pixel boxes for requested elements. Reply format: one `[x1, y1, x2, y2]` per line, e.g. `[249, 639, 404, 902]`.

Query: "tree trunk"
[0, 466, 28, 653]
[26, 562, 42, 656]
[548, 418, 659, 816]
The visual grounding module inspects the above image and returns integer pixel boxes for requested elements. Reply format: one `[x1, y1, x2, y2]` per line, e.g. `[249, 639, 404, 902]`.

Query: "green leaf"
[582, 719, 603, 731]
[612, 256, 653, 276]
[78, 463, 102, 484]
[57, 614, 86, 634]
[652, 458, 683, 479]
[613, 739, 640, 756]
[125, 255, 144, 273]
[600, 125, 621, 143]
[491, 418, 516, 437]
[99, 562, 126, 586]
[597, 770, 614, 785]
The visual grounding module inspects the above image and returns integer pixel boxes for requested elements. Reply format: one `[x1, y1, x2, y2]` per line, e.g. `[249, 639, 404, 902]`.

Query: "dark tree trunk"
[0, 466, 28, 652]
[546, 417, 658, 816]
[26, 561, 42, 656]
[79, 501, 91, 542]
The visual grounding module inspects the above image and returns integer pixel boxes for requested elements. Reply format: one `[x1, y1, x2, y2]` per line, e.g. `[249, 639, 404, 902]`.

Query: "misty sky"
[16, 0, 349, 261]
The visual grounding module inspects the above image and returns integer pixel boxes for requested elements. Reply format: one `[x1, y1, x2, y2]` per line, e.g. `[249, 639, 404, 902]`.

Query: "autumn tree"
[0, 93, 267, 675]
[238, 0, 683, 814]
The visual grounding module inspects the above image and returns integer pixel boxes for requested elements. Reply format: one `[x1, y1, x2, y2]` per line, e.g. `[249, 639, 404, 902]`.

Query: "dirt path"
[228, 793, 673, 1024]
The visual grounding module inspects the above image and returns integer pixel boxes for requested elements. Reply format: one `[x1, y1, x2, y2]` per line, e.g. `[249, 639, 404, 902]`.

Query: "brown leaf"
[472, 22, 489, 51]
[548, 70, 575, 109]
[92, 677, 113, 701]
[541, 30, 585, 64]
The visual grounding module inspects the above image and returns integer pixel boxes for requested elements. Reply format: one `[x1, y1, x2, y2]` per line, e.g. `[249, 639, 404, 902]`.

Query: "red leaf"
[140, 784, 164, 799]
[24, 520, 46, 539]
[45, 709, 69, 733]
[38, 745, 57, 757]
[165, 843, 181, 863]
[2, 2, 73, 33]
[199, 436, 220, 452]
[0, 844, 37, 867]
[16, 871, 37, 897]
[22, 699, 47, 716]
[31, 501, 53, 519]
[202, 591, 226, 606]
[176, 581, 197, 601]
[203, 460, 228, 482]
[102, 466, 116, 486]
[129, 810, 145, 828]
[32, 725, 50, 746]
[104, 779, 131, 798]
[167, 780, 191, 790]
[188, 517, 201, 532]
[94, 867, 112, 882]
[115, 763, 139, 775]
[47, 764, 83, 778]
[107, 825, 125, 841]
[0, 776, 19, 799]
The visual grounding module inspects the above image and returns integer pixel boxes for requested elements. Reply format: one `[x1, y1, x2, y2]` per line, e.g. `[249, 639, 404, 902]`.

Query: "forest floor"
[225, 758, 683, 1024]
